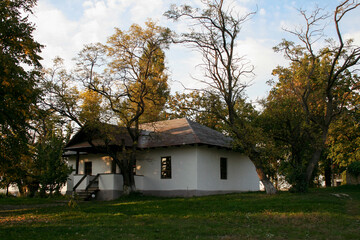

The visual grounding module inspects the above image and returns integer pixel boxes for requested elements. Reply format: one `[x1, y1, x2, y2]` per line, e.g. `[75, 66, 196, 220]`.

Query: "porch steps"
[75, 188, 99, 201]
[75, 179, 100, 201]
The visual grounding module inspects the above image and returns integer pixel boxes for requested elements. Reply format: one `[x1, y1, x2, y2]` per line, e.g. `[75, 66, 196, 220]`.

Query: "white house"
[64, 118, 259, 200]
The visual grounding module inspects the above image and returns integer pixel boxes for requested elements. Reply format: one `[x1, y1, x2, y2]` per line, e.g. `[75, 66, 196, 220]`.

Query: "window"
[161, 156, 171, 179]
[84, 162, 92, 175]
[220, 157, 227, 180]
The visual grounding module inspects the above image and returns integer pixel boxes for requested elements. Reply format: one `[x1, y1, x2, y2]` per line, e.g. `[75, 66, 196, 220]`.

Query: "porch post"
[76, 151, 80, 174]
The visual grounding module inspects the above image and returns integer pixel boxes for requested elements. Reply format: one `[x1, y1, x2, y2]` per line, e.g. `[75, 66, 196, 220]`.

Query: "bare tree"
[166, 0, 278, 194]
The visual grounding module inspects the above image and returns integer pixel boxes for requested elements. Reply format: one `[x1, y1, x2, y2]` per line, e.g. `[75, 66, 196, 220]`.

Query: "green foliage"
[0, 0, 42, 129]
[327, 100, 360, 168]
[272, 1, 360, 189]
[34, 129, 72, 196]
[0, 0, 43, 195]
[347, 161, 360, 177]
[264, 66, 321, 192]
[165, 91, 224, 131]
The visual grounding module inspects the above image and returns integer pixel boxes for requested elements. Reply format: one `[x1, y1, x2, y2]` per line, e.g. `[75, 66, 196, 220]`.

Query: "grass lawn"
[0, 185, 359, 240]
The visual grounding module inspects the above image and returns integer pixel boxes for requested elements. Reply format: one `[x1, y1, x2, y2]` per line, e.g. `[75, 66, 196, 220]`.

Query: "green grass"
[1, 185, 359, 240]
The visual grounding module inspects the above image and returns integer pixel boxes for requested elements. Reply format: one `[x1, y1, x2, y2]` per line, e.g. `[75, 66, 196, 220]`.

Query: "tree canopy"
[41, 20, 172, 195]
[272, 0, 360, 190]
[0, 0, 43, 194]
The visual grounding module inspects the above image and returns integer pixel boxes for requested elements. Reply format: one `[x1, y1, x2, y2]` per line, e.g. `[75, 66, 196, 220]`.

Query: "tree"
[273, 0, 360, 189]
[86, 20, 171, 194]
[0, 0, 42, 194]
[165, 0, 277, 194]
[262, 79, 319, 192]
[33, 114, 72, 196]
[136, 42, 170, 123]
[166, 91, 224, 131]
[43, 21, 171, 195]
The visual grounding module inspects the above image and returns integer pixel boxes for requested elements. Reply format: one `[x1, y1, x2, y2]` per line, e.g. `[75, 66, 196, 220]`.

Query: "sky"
[29, 0, 360, 102]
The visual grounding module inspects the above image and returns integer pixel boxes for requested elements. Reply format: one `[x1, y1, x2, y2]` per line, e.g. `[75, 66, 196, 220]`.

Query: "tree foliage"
[327, 95, 360, 168]
[272, 0, 360, 190]
[33, 115, 72, 196]
[0, 0, 43, 195]
[42, 20, 171, 195]
[166, 91, 224, 131]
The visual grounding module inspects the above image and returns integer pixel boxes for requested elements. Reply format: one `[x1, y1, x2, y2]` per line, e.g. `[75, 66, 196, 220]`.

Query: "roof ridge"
[185, 118, 201, 143]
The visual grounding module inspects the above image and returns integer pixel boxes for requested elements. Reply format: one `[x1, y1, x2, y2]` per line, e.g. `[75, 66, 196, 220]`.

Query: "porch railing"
[73, 174, 87, 191]
[85, 174, 100, 191]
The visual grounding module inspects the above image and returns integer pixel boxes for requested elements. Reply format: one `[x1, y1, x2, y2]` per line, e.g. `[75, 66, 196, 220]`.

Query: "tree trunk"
[306, 148, 322, 183]
[305, 128, 328, 184]
[121, 165, 136, 196]
[6, 184, 9, 196]
[16, 181, 25, 196]
[248, 148, 277, 194]
[254, 163, 277, 194]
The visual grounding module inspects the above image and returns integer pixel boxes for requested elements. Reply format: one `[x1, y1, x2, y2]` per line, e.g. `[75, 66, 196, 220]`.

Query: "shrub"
[347, 161, 360, 177]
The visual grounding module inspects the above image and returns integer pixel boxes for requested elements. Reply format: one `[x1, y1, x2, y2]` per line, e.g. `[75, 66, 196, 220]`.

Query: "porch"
[68, 173, 144, 200]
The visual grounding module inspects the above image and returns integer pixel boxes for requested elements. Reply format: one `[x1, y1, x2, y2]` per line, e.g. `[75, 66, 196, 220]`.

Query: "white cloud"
[130, 0, 164, 24]
[259, 8, 266, 16]
[236, 38, 288, 100]
[31, 1, 78, 68]
[31, 0, 134, 69]
[344, 31, 360, 46]
[30, 0, 360, 102]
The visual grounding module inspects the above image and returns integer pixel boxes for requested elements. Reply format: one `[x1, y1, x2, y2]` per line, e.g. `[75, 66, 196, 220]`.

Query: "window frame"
[161, 156, 172, 179]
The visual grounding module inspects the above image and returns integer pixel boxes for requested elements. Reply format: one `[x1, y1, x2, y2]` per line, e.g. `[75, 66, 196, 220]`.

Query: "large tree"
[261, 78, 319, 192]
[0, 0, 42, 194]
[165, 0, 277, 194]
[273, 0, 360, 189]
[42, 21, 171, 195]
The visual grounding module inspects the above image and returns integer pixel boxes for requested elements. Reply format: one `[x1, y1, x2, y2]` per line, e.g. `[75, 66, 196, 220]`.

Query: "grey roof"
[65, 118, 232, 151]
[139, 118, 231, 148]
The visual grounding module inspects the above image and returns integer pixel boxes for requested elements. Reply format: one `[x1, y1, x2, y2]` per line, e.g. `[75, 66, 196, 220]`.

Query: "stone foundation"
[67, 189, 247, 201]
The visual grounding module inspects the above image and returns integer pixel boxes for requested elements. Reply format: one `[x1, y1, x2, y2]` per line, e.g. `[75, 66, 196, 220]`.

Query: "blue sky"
[30, 0, 360, 101]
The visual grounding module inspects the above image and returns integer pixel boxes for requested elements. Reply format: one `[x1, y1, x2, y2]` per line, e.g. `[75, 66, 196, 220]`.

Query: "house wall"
[196, 146, 259, 192]
[66, 145, 259, 198]
[67, 154, 113, 175]
[136, 146, 198, 195]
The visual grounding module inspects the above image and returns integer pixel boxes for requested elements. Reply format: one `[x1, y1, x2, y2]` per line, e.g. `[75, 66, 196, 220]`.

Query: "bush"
[347, 161, 360, 177]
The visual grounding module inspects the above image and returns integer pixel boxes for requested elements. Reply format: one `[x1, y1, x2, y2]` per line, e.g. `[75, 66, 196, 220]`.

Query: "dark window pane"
[220, 157, 227, 180]
[85, 162, 92, 176]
